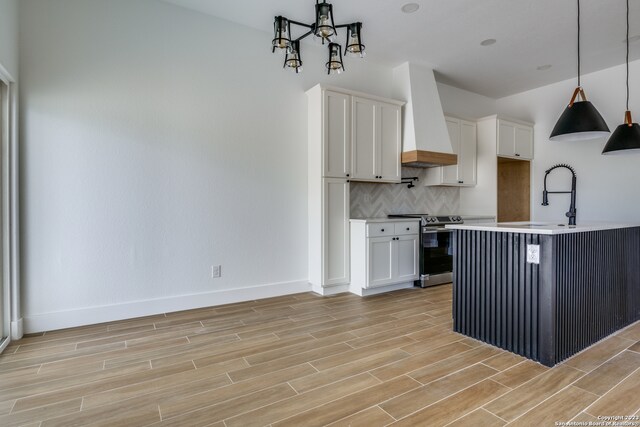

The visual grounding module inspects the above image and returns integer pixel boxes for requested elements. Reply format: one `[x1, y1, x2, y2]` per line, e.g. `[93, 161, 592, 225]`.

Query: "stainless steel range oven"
[388, 214, 464, 287]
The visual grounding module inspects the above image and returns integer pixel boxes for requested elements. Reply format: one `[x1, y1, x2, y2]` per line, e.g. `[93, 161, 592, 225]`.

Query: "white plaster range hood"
[392, 62, 457, 168]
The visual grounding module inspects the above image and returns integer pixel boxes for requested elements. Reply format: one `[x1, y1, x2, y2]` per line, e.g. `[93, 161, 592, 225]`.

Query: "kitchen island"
[445, 222, 640, 366]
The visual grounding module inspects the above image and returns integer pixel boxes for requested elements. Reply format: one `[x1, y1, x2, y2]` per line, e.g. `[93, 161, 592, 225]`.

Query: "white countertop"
[350, 218, 420, 223]
[445, 221, 640, 235]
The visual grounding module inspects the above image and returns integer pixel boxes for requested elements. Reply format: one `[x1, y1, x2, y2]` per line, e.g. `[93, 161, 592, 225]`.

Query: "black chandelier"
[271, 0, 365, 75]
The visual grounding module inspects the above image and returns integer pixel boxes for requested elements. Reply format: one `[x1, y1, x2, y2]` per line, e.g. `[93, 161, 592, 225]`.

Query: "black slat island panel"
[450, 224, 640, 366]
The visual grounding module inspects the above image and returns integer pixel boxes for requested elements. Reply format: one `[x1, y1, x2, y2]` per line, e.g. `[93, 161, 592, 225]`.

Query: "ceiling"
[162, 0, 640, 98]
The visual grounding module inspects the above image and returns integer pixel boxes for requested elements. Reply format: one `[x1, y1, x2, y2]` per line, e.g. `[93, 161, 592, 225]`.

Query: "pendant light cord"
[626, 0, 630, 111]
[577, 0, 581, 87]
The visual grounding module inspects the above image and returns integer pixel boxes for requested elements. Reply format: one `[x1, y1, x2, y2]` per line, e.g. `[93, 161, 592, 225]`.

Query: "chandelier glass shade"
[284, 40, 303, 74]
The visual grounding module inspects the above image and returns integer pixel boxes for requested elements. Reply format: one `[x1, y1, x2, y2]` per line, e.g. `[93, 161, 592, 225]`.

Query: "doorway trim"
[0, 61, 21, 351]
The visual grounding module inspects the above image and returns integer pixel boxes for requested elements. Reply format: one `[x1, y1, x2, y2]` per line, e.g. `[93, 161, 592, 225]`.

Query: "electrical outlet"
[211, 265, 222, 278]
[526, 245, 540, 264]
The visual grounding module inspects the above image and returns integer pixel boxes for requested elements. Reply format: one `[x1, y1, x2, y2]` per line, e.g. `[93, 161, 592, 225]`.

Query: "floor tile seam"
[440, 407, 495, 427]
[479, 406, 510, 424]
[466, 378, 537, 421]
[5, 396, 83, 421]
[146, 332, 284, 366]
[308, 348, 393, 372]
[390, 378, 507, 423]
[243, 335, 356, 366]
[289, 365, 385, 394]
[19, 326, 160, 350]
[0, 360, 153, 401]
[402, 334, 478, 355]
[81, 366, 236, 412]
[408, 348, 500, 385]
[247, 342, 358, 370]
[163, 381, 299, 425]
[498, 380, 592, 425]
[9, 361, 195, 413]
[582, 365, 640, 417]
[567, 411, 593, 423]
[376, 404, 397, 422]
[486, 360, 546, 389]
[565, 344, 635, 374]
[1, 341, 166, 371]
[227, 373, 399, 427]
[328, 405, 393, 426]
[487, 362, 579, 396]
[372, 344, 478, 382]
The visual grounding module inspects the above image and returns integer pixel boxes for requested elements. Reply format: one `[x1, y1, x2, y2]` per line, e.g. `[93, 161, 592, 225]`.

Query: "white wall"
[437, 82, 497, 120]
[497, 60, 640, 223]
[0, 0, 18, 79]
[19, 0, 393, 332]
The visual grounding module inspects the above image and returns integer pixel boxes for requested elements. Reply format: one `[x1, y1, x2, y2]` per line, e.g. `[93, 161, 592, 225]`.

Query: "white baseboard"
[10, 318, 23, 340]
[24, 280, 311, 334]
[350, 282, 414, 297]
[311, 283, 349, 296]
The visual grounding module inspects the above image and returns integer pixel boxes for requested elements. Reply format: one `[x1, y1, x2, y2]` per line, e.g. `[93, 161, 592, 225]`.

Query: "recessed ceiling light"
[625, 35, 640, 43]
[480, 38, 496, 46]
[401, 3, 420, 13]
[536, 64, 552, 71]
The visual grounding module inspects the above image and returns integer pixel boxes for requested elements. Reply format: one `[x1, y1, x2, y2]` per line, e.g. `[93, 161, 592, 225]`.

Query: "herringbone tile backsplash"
[350, 167, 460, 218]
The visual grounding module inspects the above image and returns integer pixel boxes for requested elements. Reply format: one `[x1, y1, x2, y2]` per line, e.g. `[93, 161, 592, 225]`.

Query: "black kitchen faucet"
[542, 164, 577, 226]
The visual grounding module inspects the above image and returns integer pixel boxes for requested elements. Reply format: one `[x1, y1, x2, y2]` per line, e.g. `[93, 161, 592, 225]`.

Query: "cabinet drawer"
[366, 223, 396, 237]
[394, 222, 419, 235]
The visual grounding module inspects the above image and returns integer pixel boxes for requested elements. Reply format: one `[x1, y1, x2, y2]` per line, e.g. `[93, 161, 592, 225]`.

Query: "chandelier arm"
[293, 30, 315, 42]
[288, 20, 314, 29]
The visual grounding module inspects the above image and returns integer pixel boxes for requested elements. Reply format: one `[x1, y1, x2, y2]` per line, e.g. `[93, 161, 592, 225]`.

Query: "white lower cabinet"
[322, 178, 350, 288]
[350, 219, 419, 295]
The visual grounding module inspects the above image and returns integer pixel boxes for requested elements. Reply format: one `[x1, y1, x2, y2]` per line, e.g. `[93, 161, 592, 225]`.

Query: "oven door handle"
[422, 228, 452, 234]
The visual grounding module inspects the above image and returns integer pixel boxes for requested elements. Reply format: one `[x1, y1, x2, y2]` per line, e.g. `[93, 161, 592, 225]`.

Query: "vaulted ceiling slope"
[163, 0, 640, 99]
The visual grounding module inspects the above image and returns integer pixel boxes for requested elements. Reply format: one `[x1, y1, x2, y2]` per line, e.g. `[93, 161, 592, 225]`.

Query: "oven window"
[422, 230, 453, 275]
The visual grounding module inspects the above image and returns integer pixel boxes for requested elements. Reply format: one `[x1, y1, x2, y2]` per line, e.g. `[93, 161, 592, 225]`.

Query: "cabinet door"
[458, 120, 477, 185]
[395, 235, 419, 282]
[367, 237, 394, 288]
[497, 120, 515, 157]
[323, 178, 350, 286]
[351, 97, 377, 180]
[514, 125, 533, 159]
[441, 117, 461, 184]
[378, 103, 402, 182]
[323, 91, 351, 178]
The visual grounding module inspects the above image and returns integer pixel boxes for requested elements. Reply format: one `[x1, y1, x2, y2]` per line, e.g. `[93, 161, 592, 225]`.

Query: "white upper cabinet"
[351, 97, 377, 180]
[497, 119, 534, 160]
[351, 97, 402, 183]
[425, 116, 477, 186]
[323, 90, 351, 178]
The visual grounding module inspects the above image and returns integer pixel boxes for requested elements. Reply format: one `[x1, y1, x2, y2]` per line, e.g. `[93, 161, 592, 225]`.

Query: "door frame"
[0, 61, 20, 353]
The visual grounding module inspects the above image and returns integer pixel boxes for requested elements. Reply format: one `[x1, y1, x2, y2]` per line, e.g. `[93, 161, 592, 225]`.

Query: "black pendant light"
[270, 1, 365, 75]
[550, 0, 610, 141]
[602, 0, 640, 154]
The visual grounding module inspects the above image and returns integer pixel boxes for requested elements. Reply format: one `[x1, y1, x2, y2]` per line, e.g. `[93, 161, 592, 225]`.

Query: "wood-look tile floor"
[2, 284, 640, 426]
